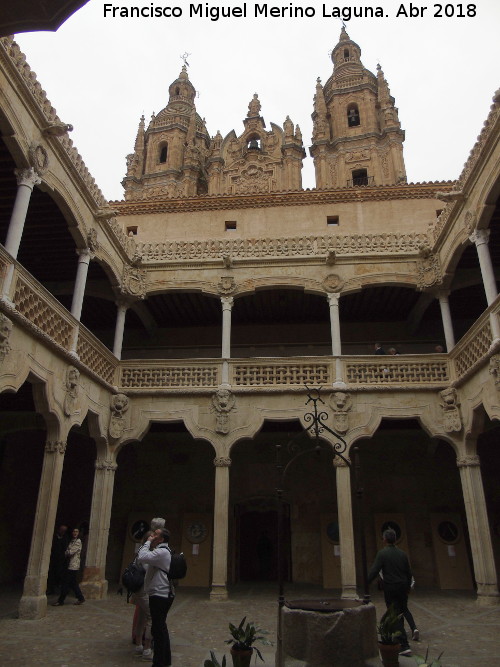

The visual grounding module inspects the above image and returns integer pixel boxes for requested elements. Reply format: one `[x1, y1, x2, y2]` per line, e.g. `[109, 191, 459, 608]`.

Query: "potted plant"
[225, 616, 271, 667]
[204, 650, 227, 667]
[413, 649, 444, 666]
[377, 604, 403, 667]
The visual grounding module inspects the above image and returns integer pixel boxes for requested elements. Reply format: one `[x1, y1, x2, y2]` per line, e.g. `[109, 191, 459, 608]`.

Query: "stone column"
[437, 291, 455, 351]
[2, 168, 42, 300]
[71, 248, 92, 321]
[81, 457, 118, 599]
[113, 300, 129, 359]
[457, 454, 499, 605]
[327, 293, 343, 384]
[4, 168, 41, 258]
[221, 297, 233, 386]
[470, 229, 498, 306]
[210, 456, 231, 601]
[334, 456, 357, 599]
[18, 439, 66, 619]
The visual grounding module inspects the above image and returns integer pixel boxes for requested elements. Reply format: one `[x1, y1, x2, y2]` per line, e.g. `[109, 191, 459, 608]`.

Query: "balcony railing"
[1, 246, 498, 392]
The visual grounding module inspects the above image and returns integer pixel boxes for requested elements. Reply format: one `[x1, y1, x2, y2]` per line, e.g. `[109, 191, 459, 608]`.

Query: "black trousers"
[383, 583, 410, 649]
[149, 595, 174, 667]
[57, 569, 84, 604]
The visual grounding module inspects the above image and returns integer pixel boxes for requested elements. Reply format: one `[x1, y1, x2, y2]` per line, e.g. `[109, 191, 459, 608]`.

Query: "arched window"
[175, 87, 180, 95]
[247, 136, 261, 151]
[159, 144, 168, 163]
[344, 48, 350, 60]
[347, 103, 360, 127]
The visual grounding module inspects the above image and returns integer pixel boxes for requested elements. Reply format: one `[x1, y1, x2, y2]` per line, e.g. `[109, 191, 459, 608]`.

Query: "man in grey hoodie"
[137, 527, 173, 666]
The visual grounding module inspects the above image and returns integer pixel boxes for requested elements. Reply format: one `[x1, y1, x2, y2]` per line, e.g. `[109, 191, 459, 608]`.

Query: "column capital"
[333, 454, 350, 468]
[327, 293, 341, 307]
[95, 458, 118, 471]
[456, 455, 480, 468]
[469, 228, 490, 246]
[436, 289, 451, 300]
[76, 247, 94, 261]
[221, 296, 234, 310]
[45, 440, 66, 454]
[15, 167, 42, 189]
[214, 456, 232, 467]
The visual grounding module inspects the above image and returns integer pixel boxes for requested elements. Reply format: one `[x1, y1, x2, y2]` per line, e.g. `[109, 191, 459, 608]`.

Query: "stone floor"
[0, 583, 499, 666]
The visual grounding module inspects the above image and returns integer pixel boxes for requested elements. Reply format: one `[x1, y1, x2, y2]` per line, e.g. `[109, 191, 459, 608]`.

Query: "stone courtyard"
[0, 584, 499, 666]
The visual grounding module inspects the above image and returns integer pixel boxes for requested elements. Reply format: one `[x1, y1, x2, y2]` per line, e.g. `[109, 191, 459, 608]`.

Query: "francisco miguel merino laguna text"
[103, 3, 390, 20]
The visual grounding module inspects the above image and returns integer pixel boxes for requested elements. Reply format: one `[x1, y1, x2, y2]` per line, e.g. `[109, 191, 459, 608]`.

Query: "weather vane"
[180, 52, 191, 67]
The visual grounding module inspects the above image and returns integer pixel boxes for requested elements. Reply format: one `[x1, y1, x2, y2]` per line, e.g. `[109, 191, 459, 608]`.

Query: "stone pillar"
[113, 300, 129, 359]
[457, 454, 499, 605]
[81, 457, 118, 599]
[71, 248, 92, 321]
[470, 229, 498, 306]
[437, 291, 455, 351]
[4, 168, 41, 259]
[2, 168, 42, 300]
[18, 439, 66, 619]
[327, 293, 343, 384]
[221, 297, 233, 386]
[210, 456, 231, 601]
[334, 456, 357, 599]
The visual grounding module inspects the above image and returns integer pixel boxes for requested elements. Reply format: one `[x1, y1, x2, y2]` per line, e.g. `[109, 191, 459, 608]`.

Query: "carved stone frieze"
[456, 455, 480, 468]
[328, 391, 352, 434]
[121, 266, 147, 298]
[439, 387, 462, 432]
[214, 457, 232, 467]
[323, 274, 343, 292]
[417, 252, 441, 290]
[217, 276, 236, 295]
[109, 393, 129, 440]
[28, 143, 49, 175]
[345, 149, 370, 163]
[137, 232, 429, 264]
[63, 366, 81, 417]
[45, 441, 67, 454]
[0, 313, 13, 362]
[210, 388, 236, 435]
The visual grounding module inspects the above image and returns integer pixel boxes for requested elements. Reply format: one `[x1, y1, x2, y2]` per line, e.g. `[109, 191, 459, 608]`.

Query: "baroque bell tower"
[310, 28, 406, 189]
[122, 66, 210, 200]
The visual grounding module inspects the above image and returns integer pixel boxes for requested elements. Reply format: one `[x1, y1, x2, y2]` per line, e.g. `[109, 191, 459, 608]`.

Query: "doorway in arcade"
[229, 420, 338, 586]
[108, 422, 215, 588]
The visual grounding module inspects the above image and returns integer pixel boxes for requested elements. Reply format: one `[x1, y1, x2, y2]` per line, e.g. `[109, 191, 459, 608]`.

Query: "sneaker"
[74, 600, 85, 605]
[412, 629, 420, 641]
[141, 649, 153, 661]
[134, 646, 143, 655]
[399, 648, 412, 656]
[51, 602, 63, 606]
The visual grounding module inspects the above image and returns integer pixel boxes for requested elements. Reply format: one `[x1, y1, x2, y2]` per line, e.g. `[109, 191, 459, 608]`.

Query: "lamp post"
[275, 386, 369, 666]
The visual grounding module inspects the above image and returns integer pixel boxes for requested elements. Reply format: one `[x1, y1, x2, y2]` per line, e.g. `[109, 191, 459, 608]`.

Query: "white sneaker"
[141, 649, 153, 661]
[412, 629, 420, 641]
[134, 645, 143, 656]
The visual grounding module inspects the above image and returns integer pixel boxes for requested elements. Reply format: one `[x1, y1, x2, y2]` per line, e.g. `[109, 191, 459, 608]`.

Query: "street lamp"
[275, 386, 369, 665]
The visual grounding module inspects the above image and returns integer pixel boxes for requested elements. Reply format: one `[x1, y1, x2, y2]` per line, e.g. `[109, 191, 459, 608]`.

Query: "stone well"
[281, 599, 379, 667]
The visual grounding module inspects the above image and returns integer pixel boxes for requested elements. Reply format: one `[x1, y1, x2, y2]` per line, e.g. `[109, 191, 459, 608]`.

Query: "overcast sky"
[14, 0, 500, 202]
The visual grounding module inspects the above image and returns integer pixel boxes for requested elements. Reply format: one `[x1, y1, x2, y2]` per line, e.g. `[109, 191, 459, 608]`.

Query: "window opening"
[159, 145, 168, 163]
[225, 221, 237, 231]
[127, 226, 138, 236]
[247, 137, 261, 150]
[327, 216, 339, 226]
[351, 169, 369, 187]
[347, 104, 360, 127]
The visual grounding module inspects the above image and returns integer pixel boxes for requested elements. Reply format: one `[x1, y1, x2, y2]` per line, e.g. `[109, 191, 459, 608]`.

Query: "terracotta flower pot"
[230, 647, 253, 667]
[378, 642, 401, 667]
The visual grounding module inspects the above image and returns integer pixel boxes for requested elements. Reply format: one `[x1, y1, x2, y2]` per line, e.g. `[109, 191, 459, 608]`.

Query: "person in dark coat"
[368, 528, 413, 656]
[47, 524, 69, 594]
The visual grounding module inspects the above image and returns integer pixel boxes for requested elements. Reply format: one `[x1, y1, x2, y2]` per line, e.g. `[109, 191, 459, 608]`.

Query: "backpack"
[159, 545, 188, 580]
[122, 558, 145, 598]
